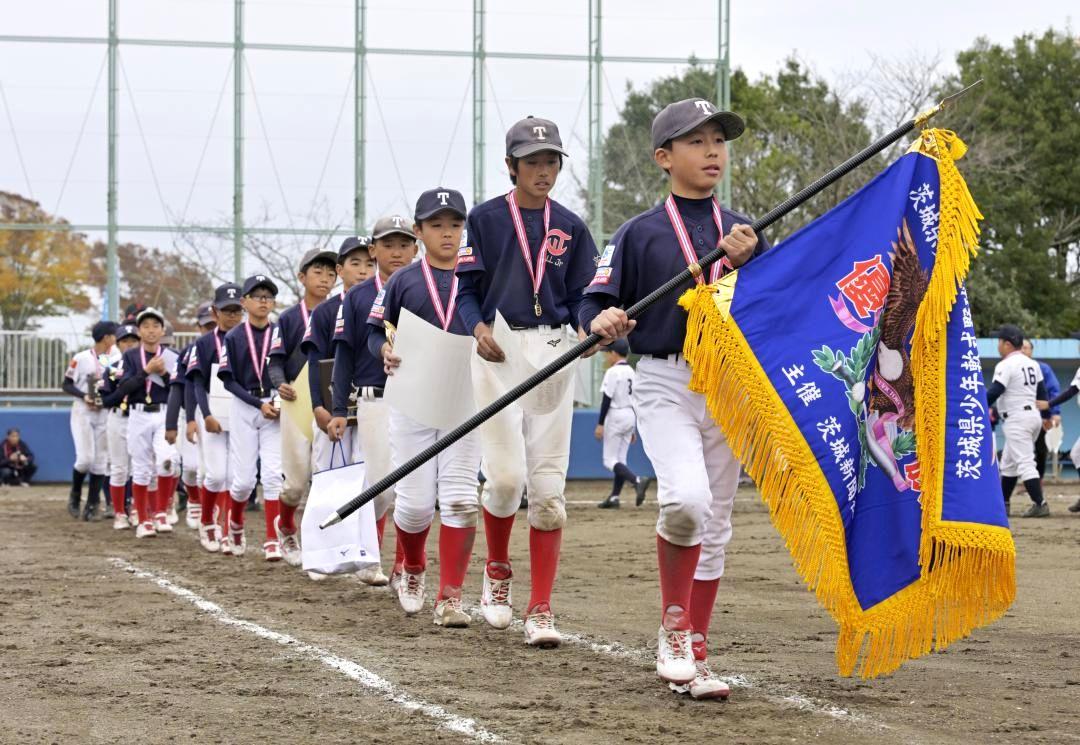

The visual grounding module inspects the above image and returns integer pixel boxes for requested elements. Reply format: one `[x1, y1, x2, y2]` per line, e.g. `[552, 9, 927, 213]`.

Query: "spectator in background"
[1, 428, 36, 486]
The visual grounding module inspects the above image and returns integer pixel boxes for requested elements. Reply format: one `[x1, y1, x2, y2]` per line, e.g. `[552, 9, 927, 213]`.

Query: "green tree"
[942, 29, 1080, 335]
[0, 192, 92, 330]
[590, 59, 880, 244]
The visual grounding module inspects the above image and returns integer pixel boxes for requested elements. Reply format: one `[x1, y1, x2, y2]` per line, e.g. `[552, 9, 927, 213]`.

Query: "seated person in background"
[1, 428, 36, 486]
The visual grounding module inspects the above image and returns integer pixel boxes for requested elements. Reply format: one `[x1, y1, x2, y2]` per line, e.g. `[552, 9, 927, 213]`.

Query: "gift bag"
[301, 443, 379, 575]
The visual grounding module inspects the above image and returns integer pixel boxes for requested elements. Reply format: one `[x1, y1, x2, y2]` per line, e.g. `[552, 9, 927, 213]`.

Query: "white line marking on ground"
[110, 558, 505, 744]
[464, 604, 866, 724]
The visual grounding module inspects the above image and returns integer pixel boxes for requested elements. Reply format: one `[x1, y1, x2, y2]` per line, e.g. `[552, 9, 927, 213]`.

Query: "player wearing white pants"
[129, 407, 179, 488]
[106, 409, 130, 516]
[603, 408, 635, 467]
[227, 396, 283, 553]
[63, 327, 116, 520]
[595, 341, 650, 509]
[988, 326, 1051, 518]
[580, 97, 769, 699]
[472, 326, 574, 532]
[634, 356, 740, 578]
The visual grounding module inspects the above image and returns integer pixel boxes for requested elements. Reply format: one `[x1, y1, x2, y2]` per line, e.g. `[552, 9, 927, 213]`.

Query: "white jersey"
[65, 348, 107, 397]
[991, 351, 1042, 415]
[601, 361, 635, 410]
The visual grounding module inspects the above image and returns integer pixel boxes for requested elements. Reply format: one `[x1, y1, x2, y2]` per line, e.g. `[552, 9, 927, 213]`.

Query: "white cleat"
[657, 611, 697, 684]
[433, 595, 471, 628]
[185, 505, 201, 530]
[388, 567, 402, 593]
[356, 565, 389, 587]
[263, 540, 282, 562]
[397, 570, 426, 615]
[307, 571, 330, 581]
[274, 516, 302, 567]
[198, 523, 220, 553]
[669, 660, 731, 700]
[220, 533, 233, 556]
[166, 506, 179, 526]
[135, 521, 157, 539]
[229, 530, 247, 557]
[153, 513, 173, 534]
[523, 605, 562, 649]
[112, 513, 131, 531]
[480, 564, 513, 630]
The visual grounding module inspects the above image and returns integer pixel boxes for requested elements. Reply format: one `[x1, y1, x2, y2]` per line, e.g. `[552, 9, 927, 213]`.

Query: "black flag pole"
[321, 80, 982, 530]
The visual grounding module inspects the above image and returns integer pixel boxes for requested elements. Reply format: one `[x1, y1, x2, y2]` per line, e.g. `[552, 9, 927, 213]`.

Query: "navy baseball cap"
[371, 214, 416, 241]
[298, 247, 338, 274]
[213, 282, 243, 310]
[337, 235, 371, 261]
[136, 307, 166, 326]
[993, 324, 1024, 347]
[116, 323, 139, 342]
[242, 274, 278, 297]
[414, 188, 467, 222]
[91, 320, 118, 342]
[505, 116, 568, 158]
[196, 301, 215, 327]
[651, 98, 745, 150]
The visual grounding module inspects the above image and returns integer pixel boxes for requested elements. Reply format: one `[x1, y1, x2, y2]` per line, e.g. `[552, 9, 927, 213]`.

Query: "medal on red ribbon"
[663, 193, 731, 284]
[243, 321, 272, 391]
[506, 190, 551, 318]
[419, 257, 459, 332]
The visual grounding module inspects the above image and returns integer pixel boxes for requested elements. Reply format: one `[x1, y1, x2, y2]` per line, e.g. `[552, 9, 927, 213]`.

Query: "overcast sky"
[1, 0, 1073, 303]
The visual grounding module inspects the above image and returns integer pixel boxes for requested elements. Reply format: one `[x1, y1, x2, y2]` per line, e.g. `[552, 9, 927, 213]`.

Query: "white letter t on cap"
[694, 100, 714, 114]
[532, 125, 547, 139]
[437, 192, 449, 205]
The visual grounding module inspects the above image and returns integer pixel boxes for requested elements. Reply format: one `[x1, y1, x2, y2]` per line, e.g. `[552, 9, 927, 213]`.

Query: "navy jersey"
[335, 277, 388, 387]
[186, 328, 227, 391]
[580, 195, 770, 355]
[218, 321, 275, 395]
[368, 261, 468, 337]
[119, 344, 180, 406]
[268, 300, 310, 382]
[171, 343, 193, 388]
[300, 293, 344, 360]
[456, 194, 598, 332]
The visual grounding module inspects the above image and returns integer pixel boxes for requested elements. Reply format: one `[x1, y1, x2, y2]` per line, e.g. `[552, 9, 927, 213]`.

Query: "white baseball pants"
[280, 402, 315, 507]
[71, 402, 109, 475]
[228, 397, 282, 504]
[602, 407, 636, 471]
[633, 356, 740, 581]
[197, 410, 231, 494]
[389, 407, 481, 534]
[107, 410, 130, 487]
[178, 408, 202, 487]
[353, 395, 393, 520]
[999, 409, 1042, 482]
[472, 326, 574, 532]
[128, 407, 179, 487]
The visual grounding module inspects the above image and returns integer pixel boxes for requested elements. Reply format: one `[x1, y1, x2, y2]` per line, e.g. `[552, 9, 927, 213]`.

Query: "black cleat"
[634, 478, 652, 507]
[597, 495, 620, 509]
[1068, 498, 1080, 514]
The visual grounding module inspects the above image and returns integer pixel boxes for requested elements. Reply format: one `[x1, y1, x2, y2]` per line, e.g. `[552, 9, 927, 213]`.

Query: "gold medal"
[534, 296, 543, 317]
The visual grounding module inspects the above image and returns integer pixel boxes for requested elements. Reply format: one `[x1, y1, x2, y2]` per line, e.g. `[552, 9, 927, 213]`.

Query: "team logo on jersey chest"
[544, 228, 572, 257]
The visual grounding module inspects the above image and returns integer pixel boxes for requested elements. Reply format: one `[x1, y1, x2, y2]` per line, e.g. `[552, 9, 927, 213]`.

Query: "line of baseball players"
[61, 99, 774, 702]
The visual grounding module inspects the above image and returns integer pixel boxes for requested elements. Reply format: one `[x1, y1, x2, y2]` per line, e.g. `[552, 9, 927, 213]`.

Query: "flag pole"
[321, 80, 982, 529]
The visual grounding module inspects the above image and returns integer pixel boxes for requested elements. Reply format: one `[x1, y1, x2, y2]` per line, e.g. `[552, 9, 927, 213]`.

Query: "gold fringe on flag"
[679, 129, 1015, 678]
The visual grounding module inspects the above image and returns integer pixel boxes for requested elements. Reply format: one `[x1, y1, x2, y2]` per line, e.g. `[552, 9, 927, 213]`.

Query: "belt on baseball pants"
[508, 323, 561, 331]
[647, 353, 684, 362]
[246, 387, 273, 398]
[356, 386, 384, 401]
[1000, 405, 1033, 420]
[130, 403, 161, 413]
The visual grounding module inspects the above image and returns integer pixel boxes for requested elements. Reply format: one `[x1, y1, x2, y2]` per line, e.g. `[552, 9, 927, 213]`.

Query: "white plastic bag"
[301, 444, 379, 574]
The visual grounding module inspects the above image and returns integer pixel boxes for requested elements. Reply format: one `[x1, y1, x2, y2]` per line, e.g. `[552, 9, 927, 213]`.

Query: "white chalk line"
[109, 558, 505, 744]
[461, 603, 866, 724]
[118, 523, 865, 726]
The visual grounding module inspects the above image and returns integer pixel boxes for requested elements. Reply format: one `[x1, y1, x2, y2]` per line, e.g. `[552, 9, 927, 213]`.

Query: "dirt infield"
[2, 481, 1078, 744]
